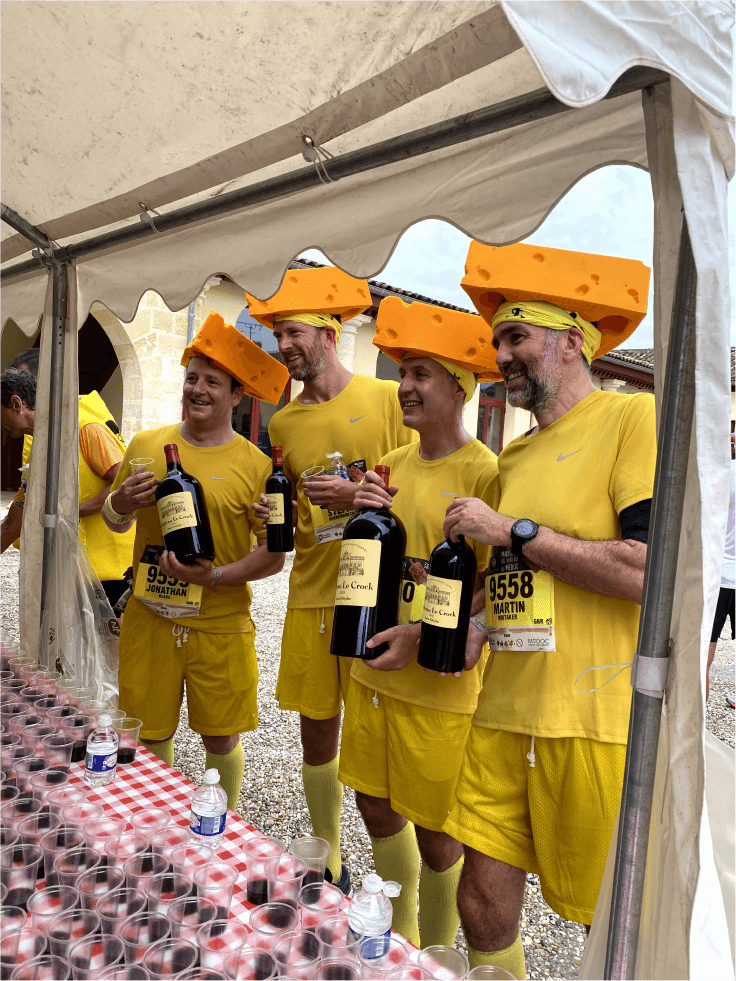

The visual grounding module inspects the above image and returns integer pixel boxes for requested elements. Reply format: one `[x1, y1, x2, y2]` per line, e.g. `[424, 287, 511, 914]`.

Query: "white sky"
[302, 164, 736, 351]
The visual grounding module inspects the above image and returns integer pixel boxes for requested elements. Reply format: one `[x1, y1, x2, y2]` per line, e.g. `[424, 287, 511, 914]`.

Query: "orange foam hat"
[462, 242, 650, 358]
[246, 268, 371, 327]
[373, 296, 502, 382]
[181, 313, 289, 404]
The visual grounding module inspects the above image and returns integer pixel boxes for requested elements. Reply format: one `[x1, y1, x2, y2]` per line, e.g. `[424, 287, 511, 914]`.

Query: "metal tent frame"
[1, 67, 696, 979]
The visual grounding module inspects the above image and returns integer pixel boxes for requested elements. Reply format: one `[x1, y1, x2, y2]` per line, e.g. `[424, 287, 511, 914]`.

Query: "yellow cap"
[373, 296, 502, 382]
[181, 313, 289, 404]
[461, 242, 650, 358]
[247, 268, 371, 328]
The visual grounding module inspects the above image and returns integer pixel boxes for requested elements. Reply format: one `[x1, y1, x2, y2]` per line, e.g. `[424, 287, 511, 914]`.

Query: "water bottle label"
[358, 928, 391, 960]
[86, 751, 117, 773]
[190, 810, 226, 837]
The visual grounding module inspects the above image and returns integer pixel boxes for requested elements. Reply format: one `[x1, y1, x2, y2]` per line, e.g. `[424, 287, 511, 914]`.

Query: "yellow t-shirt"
[110, 424, 272, 633]
[268, 375, 417, 609]
[473, 390, 656, 744]
[351, 439, 498, 715]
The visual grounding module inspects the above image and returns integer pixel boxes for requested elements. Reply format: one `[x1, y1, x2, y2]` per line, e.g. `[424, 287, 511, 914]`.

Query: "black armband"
[619, 498, 651, 544]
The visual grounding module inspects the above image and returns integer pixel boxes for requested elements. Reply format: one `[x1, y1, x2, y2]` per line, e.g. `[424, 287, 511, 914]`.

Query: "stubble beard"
[505, 333, 561, 415]
[290, 354, 325, 383]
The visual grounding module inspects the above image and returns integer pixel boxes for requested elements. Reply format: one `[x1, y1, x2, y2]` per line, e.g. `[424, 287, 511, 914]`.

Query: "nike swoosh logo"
[350, 415, 367, 424]
[441, 491, 460, 497]
[557, 450, 582, 462]
[210, 475, 227, 480]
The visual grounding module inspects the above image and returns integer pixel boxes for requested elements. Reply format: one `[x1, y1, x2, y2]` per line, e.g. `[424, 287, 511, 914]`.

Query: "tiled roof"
[601, 349, 654, 371]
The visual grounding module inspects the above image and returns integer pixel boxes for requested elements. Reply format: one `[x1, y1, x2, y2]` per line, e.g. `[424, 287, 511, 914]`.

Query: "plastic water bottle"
[348, 872, 401, 960]
[189, 768, 228, 848]
[84, 713, 119, 787]
[325, 452, 350, 479]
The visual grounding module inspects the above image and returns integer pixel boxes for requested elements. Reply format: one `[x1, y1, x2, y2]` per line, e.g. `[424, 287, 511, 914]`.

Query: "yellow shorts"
[339, 679, 473, 833]
[118, 598, 259, 740]
[275, 608, 351, 720]
[443, 726, 626, 924]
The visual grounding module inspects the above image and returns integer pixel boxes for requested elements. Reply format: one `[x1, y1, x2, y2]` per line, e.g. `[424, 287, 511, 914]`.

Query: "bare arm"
[80, 462, 121, 519]
[102, 466, 159, 534]
[0, 504, 23, 554]
[159, 536, 285, 587]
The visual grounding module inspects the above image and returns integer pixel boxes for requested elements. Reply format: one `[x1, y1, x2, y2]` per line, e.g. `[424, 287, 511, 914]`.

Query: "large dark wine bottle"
[265, 445, 294, 553]
[155, 444, 215, 564]
[418, 536, 477, 673]
[330, 465, 406, 660]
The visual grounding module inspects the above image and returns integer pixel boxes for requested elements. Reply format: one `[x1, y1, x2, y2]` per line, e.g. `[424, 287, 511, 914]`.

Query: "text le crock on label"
[334, 539, 381, 607]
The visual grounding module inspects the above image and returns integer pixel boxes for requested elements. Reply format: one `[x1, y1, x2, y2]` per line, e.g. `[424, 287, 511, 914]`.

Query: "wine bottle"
[265, 445, 294, 553]
[155, 444, 215, 564]
[418, 536, 477, 673]
[330, 465, 406, 660]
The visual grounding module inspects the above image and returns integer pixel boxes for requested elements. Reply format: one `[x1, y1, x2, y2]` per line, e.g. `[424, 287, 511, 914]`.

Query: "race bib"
[334, 540, 381, 607]
[485, 547, 555, 651]
[158, 493, 196, 535]
[398, 556, 428, 625]
[134, 545, 203, 619]
[265, 493, 285, 525]
[309, 502, 354, 544]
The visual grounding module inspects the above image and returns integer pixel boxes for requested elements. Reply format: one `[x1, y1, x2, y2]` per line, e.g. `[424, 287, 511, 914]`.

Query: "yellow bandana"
[273, 312, 342, 343]
[491, 300, 601, 364]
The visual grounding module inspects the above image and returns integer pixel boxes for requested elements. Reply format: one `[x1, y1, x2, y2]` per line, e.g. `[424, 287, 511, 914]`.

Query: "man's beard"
[289, 353, 325, 383]
[505, 333, 560, 415]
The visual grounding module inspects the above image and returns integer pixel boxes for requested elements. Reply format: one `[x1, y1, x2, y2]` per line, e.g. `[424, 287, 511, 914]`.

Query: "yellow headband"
[273, 312, 342, 343]
[403, 353, 476, 403]
[491, 300, 601, 364]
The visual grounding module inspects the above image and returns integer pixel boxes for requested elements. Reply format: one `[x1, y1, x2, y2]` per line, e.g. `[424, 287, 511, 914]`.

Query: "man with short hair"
[249, 269, 416, 893]
[104, 314, 287, 809]
[442, 243, 656, 980]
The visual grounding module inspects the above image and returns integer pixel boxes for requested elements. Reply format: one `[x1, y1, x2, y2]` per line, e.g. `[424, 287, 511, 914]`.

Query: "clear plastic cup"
[68, 933, 125, 979]
[265, 853, 307, 909]
[39, 827, 85, 886]
[130, 459, 155, 478]
[96, 888, 147, 937]
[417, 945, 469, 980]
[144, 872, 193, 915]
[0, 926, 46, 979]
[288, 836, 331, 885]
[45, 705, 79, 728]
[167, 895, 218, 943]
[76, 864, 126, 910]
[311, 954, 362, 979]
[61, 802, 104, 832]
[84, 816, 126, 854]
[385, 965, 434, 979]
[170, 843, 213, 879]
[301, 466, 325, 482]
[315, 912, 364, 959]
[30, 698, 61, 721]
[129, 807, 170, 842]
[18, 685, 55, 707]
[298, 881, 344, 932]
[95, 967, 150, 981]
[244, 836, 284, 907]
[2, 795, 44, 834]
[193, 862, 238, 920]
[358, 937, 409, 979]
[272, 929, 324, 980]
[465, 967, 516, 980]
[142, 936, 198, 979]
[10, 953, 72, 980]
[123, 852, 170, 892]
[42, 732, 76, 770]
[87, 704, 125, 725]
[177, 971, 229, 981]
[27, 884, 80, 932]
[0, 828, 19, 850]
[224, 946, 278, 980]
[112, 720, 142, 767]
[29, 767, 71, 805]
[47, 787, 87, 820]
[248, 903, 299, 950]
[8, 714, 43, 741]
[196, 919, 250, 973]
[0, 843, 42, 908]
[0, 883, 6, 904]
[105, 834, 148, 869]
[1, 746, 33, 780]
[11, 756, 48, 796]
[150, 824, 191, 862]
[119, 910, 171, 963]
[21, 725, 56, 756]
[16, 811, 62, 866]
[0, 732, 21, 751]
[0, 903, 27, 933]
[53, 845, 102, 887]
[58, 715, 94, 766]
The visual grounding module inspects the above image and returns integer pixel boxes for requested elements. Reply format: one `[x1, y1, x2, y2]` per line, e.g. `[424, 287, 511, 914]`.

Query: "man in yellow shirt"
[441, 243, 656, 980]
[338, 297, 499, 947]
[103, 314, 288, 809]
[248, 269, 416, 893]
[0, 363, 135, 605]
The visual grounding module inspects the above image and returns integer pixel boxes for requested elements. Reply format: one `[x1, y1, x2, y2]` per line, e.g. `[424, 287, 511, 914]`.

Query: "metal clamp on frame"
[630, 650, 669, 699]
[301, 135, 338, 184]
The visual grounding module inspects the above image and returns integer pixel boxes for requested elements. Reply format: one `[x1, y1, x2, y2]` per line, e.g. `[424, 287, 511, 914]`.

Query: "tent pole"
[604, 217, 697, 979]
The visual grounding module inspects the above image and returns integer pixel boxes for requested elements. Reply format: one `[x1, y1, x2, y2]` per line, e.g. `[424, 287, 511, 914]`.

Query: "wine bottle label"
[334, 539, 381, 607]
[133, 545, 203, 619]
[422, 575, 462, 628]
[265, 493, 285, 525]
[398, 556, 429, 624]
[158, 492, 197, 534]
[485, 546, 556, 651]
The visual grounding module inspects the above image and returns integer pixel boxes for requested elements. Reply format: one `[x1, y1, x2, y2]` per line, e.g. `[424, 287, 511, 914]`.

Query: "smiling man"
[102, 314, 288, 809]
[439, 243, 656, 979]
[248, 269, 416, 894]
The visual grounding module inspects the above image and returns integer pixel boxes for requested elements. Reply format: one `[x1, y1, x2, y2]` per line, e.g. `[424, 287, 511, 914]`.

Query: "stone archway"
[88, 302, 144, 444]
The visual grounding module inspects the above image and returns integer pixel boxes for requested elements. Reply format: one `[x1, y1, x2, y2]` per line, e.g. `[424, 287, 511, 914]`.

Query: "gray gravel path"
[1, 541, 733, 979]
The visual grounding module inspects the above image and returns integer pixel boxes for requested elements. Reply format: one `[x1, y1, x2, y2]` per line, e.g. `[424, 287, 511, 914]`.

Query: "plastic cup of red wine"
[59, 715, 94, 765]
[223, 945, 278, 980]
[52, 845, 102, 888]
[12, 757, 49, 797]
[144, 872, 193, 916]
[265, 853, 307, 909]
[2, 797, 44, 835]
[272, 929, 324, 980]
[76, 865, 126, 911]
[298, 881, 344, 932]
[315, 913, 364, 960]
[112, 719, 142, 766]
[0, 843, 43, 909]
[9, 953, 72, 980]
[95, 888, 147, 937]
[29, 768, 71, 806]
[248, 903, 300, 950]
[167, 895, 217, 943]
[119, 910, 171, 963]
[39, 827, 85, 886]
[67, 931, 125, 979]
[0, 925, 46, 980]
[288, 836, 330, 885]
[41, 733, 75, 771]
[21, 725, 56, 757]
[244, 836, 284, 907]
[142, 936, 199, 979]
[122, 852, 170, 893]
[193, 862, 238, 920]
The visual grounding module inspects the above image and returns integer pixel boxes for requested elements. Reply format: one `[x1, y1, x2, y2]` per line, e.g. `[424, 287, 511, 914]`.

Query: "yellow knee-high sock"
[205, 742, 244, 812]
[468, 934, 526, 980]
[418, 854, 463, 947]
[370, 823, 421, 948]
[142, 737, 175, 767]
[302, 758, 343, 882]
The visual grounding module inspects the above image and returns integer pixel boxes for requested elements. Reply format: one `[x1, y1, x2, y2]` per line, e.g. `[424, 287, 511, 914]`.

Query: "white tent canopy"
[2, 3, 733, 978]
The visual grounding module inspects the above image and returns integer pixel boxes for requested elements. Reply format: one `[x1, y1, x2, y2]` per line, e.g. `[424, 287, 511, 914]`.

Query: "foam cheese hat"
[373, 296, 503, 382]
[246, 267, 371, 328]
[462, 242, 650, 358]
[181, 312, 289, 404]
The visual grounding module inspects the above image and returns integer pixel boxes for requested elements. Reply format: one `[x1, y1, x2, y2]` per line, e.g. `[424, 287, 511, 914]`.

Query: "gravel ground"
[1, 538, 733, 979]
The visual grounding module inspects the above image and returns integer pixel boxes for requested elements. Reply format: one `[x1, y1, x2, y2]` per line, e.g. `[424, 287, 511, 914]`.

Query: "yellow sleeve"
[22, 435, 32, 467]
[80, 423, 125, 478]
[609, 395, 657, 514]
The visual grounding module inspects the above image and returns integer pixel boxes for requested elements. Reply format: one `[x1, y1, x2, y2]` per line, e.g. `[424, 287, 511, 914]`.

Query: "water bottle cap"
[383, 881, 402, 898]
[203, 768, 220, 784]
[98, 713, 112, 727]
[361, 872, 384, 894]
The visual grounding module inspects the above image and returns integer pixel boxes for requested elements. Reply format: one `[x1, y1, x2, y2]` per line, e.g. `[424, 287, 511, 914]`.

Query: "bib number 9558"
[487, 571, 534, 603]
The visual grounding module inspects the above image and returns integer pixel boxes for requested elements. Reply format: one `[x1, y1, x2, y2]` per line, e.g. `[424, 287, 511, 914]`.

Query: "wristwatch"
[510, 518, 539, 557]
